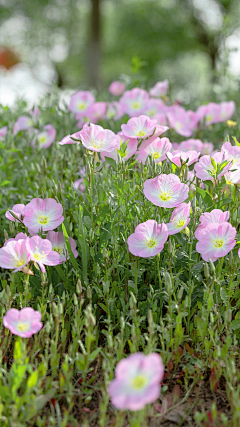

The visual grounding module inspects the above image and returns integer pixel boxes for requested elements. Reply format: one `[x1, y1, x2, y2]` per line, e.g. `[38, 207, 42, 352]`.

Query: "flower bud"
[209, 259, 215, 273]
[87, 286, 92, 300]
[4, 230, 8, 240]
[167, 239, 173, 254]
[165, 272, 172, 291]
[204, 263, 210, 279]
[130, 291, 137, 305]
[229, 251, 233, 267]
[73, 293, 78, 306]
[76, 279, 82, 294]
[89, 313, 96, 327]
[103, 247, 109, 260]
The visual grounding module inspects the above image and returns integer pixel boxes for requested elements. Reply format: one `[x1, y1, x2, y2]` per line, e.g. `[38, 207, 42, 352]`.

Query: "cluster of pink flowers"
[1, 198, 78, 273]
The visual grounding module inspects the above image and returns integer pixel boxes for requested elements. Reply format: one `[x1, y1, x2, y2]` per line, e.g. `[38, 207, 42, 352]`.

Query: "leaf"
[220, 287, 228, 304]
[105, 156, 116, 169]
[230, 319, 240, 331]
[27, 370, 38, 388]
[62, 223, 80, 272]
[0, 180, 11, 187]
[89, 348, 101, 363]
[55, 265, 66, 281]
[83, 216, 92, 230]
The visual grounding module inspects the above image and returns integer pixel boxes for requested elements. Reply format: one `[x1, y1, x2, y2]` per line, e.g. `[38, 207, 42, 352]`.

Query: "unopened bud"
[58, 303, 63, 315]
[4, 230, 8, 240]
[9, 221, 14, 233]
[43, 157, 47, 171]
[120, 316, 125, 330]
[73, 293, 78, 306]
[46, 322, 51, 334]
[204, 263, 210, 279]
[177, 286, 184, 301]
[165, 272, 172, 291]
[130, 291, 137, 305]
[209, 259, 215, 273]
[52, 302, 58, 317]
[76, 279, 82, 294]
[183, 227, 190, 236]
[89, 313, 96, 327]
[107, 334, 113, 348]
[167, 239, 173, 254]
[148, 309, 153, 326]
[34, 262, 40, 271]
[96, 263, 100, 276]
[87, 286, 92, 299]
[229, 251, 233, 267]
[192, 196, 196, 209]
[103, 248, 109, 260]
[184, 166, 189, 181]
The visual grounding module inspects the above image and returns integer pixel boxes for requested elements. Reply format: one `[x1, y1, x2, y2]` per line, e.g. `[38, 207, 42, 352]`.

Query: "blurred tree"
[0, 0, 239, 97]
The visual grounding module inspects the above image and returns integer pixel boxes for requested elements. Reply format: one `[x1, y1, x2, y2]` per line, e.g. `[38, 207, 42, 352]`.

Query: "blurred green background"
[0, 0, 240, 105]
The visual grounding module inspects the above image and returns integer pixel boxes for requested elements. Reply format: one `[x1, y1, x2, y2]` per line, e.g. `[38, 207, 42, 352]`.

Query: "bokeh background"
[0, 0, 240, 106]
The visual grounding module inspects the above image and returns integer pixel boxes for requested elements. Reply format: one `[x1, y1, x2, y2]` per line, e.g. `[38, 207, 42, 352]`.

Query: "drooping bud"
[209, 259, 215, 273]
[204, 263, 210, 279]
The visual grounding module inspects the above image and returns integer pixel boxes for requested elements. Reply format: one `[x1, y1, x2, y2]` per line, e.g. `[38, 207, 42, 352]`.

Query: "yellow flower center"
[136, 130, 146, 137]
[78, 102, 86, 110]
[38, 135, 47, 145]
[131, 375, 147, 390]
[13, 257, 25, 267]
[37, 214, 50, 225]
[206, 114, 213, 122]
[159, 191, 172, 201]
[132, 102, 140, 110]
[146, 238, 156, 248]
[152, 152, 160, 159]
[17, 322, 29, 332]
[53, 246, 63, 255]
[90, 139, 104, 149]
[175, 218, 186, 228]
[213, 238, 224, 248]
[33, 250, 45, 261]
[226, 120, 237, 128]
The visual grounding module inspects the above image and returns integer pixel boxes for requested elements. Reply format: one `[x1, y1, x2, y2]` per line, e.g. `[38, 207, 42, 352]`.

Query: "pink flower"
[3, 308, 43, 338]
[201, 142, 214, 155]
[167, 150, 200, 167]
[109, 81, 125, 96]
[4, 232, 28, 246]
[119, 88, 149, 117]
[153, 112, 168, 126]
[59, 130, 82, 145]
[195, 209, 230, 239]
[68, 91, 95, 116]
[142, 99, 166, 117]
[13, 116, 33, 135]
[127, 220, 168, 258]
[108, 352, 164, 411]
[0, 239, 30, 272]
[6, 204, 25, 222]
[101, 133, 138, 163]
[26, 235, 60, 272]
[221, 141, 240, 170]
[30, 107, 41, 120]
[143, 174, 189, 208]
[23, 198, 64, 235]
[204, 103, 220, 126]
[0, 126, 7, 140]
[194, 152, 232, 181]
[105, 102, 123, 121]
[32, 124, 56, 149]
[179, 139, 203, 153]
[85, 102, 107, 123]
[195, 222, 236, 262]
[80, 123, 119, 153]
[137, 137, 172, 164]
[121, 115, 157, 139]
[166, 109, 192, 137]
[46, 231, 78, 263]
[149, 80, 168, 97]
[219, 101, 235, 122]
[166, 202, 191, 235]
[224, 170, 240, 185]
[74, 178, 86, 192]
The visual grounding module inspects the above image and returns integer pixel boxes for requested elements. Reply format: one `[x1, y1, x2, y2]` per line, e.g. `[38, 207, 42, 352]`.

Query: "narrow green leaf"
[62, 223, 80, 272]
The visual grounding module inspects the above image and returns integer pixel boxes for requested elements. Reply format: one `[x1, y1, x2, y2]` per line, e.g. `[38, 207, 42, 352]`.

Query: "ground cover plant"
[0, 80, 240, 426]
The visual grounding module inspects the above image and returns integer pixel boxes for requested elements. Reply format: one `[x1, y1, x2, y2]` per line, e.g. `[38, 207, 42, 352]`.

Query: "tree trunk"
[88, 0, 101, 89]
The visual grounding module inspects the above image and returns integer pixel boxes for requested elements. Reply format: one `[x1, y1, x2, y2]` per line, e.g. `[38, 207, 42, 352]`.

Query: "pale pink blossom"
[154, 112, 168, 126]
[26, 235, 60, 272]
[127, 220, 168, 258]
[108, 352, 164, 411]
[219, 101, 235, 122]
[195, 222, 236, 262]
[194, 152, 232, 181]
[0, 126, 7, 140]
[0, 239, 30, 272]
[13, 116, 33, 135]
[119, 88, 149, 117]
[121, 115, 157, 139]
[74, 178, 86, 192]
[140, 124, 169, 146]
[68, 91, 95, 116]
[195, 209, 230, 239]
[137, 137, 172, 164]
[23, 198, 64, 235]
[46, 231, 78, 263]
[80, 123, 119, 153]
[221, 141, 240, 170]
[179, 139, 203, 153]
[6, 204, 25, 222]
[167, 150, 200, 167]
[32, 124, 56, 149]
[59, 130, 82, 145]
[3, 308, 42, 338]
[105, 102, 123, 121]
[30, 107, 41, 120]
[109, 81, 125, 96]
[149, 80, 168, 97]
[85, 102, 107, 123]
[166, 107, 193, 137]
[4, 232, 28, 246]
[201, 142, 214, 155]
[142, 99, 166, 117]
[204, 103, 220, 126]
[166, 202, 191, 235]
[143, 174, 189, 208]
[224, 170, 240, 185]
